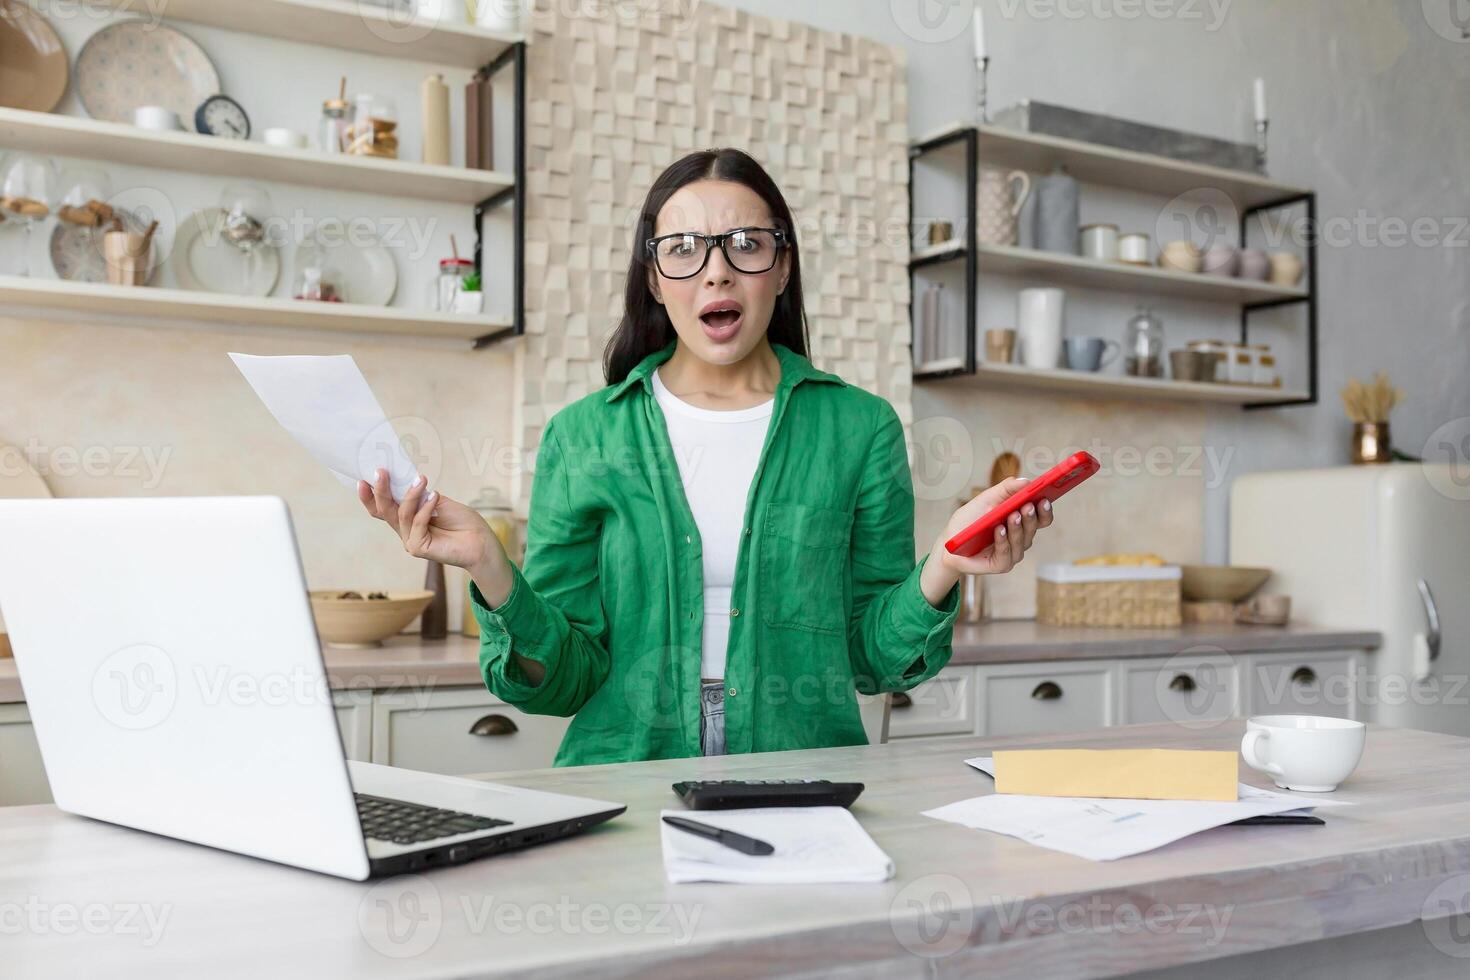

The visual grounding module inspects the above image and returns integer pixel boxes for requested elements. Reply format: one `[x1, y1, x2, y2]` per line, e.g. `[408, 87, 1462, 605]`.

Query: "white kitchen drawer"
[980, 662, 1112, 737]
[1245, 651, 1361, 720]
[0, 703, 51, 806]
[1119, 654, 1242, 727]
[372, 686, 571, 775]
[333, 689, 373, 762]
[888, 666, 976, 739]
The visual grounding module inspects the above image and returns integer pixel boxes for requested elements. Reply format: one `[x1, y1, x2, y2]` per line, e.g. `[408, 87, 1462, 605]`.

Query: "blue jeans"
[699, 681, 726, 756]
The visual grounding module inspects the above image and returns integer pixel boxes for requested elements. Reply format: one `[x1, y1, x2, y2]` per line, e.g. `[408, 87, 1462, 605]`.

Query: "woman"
[360, 148, 1052, 766]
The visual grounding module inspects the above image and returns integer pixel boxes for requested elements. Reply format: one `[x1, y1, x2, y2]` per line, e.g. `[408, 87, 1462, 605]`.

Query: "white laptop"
[0, 496, 624, 880]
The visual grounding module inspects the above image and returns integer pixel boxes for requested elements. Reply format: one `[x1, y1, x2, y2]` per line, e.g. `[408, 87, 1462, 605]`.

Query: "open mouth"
[698, 300, 744, 340]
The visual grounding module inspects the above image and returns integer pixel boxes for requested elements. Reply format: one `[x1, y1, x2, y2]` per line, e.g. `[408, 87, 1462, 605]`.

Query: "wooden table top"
[1, 721, 1465, 979]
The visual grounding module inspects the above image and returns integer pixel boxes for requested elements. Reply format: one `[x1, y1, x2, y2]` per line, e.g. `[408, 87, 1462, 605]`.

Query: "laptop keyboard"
[355, 793, 511, 846]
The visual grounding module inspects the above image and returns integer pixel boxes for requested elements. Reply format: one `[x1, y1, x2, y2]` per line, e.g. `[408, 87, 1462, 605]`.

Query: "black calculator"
[671, 779, 865, 810]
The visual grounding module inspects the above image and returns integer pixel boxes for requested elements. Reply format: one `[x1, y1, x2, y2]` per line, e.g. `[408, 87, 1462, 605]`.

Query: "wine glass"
[218, 184, 273, 294]
[56, 166, 115, 272]
[0, 152, 59, 278]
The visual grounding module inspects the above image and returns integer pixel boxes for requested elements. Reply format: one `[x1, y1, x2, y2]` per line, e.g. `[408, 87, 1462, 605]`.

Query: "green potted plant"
[453, 269, 484, 315]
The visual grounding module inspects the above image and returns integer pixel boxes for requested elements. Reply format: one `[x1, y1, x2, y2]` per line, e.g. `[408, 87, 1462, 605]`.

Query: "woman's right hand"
[358, 469, 506, 582]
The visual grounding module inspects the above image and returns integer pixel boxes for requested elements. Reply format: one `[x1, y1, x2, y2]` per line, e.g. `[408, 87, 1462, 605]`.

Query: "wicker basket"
[1036, 564, 1182, 628]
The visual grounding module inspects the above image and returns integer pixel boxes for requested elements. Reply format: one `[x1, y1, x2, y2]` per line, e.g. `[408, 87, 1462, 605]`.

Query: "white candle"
[1254, 77, 1267, 122]
[973, 8, 987, 62]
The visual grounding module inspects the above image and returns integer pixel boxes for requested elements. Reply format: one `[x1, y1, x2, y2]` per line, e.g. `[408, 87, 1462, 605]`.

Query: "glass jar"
[318, 95, 352, 155]
[1187, 340, 1228, 383]
[461, 487, 518, 638]
[1123, 305, 1164, 377]
[291, 242, 344, 302]
[347, 93, 398, 159]
[431, 257, 474, 311]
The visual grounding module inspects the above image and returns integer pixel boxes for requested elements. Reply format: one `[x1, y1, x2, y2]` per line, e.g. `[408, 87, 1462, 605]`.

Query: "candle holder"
[975, 56, 991, 124]
[1254, 118, 1270, 174]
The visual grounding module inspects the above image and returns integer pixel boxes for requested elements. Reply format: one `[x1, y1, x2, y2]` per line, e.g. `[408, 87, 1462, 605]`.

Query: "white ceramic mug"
[1017, 288, 1066, 369]
[133, 105, 183, 131]
[1241, 714, 1366, 792]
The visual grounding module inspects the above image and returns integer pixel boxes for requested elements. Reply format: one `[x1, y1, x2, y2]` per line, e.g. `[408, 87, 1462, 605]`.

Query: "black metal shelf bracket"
[908, 126, 978, 380]
[1240, 191, 1317, 410]
[473, 40, 526, 350]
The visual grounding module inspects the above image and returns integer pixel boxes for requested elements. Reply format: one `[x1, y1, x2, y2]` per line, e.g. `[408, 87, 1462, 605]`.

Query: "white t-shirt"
[651, 366, 774, 681]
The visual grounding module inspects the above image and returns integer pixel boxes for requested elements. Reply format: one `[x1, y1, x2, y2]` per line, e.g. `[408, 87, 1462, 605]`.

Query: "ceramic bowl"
[1201, 243, 1240, 277]
[309, 590, 435, 648]
[1238, 248, 1271, 281]
[1159, 240, 1203, 274]
[1179, 564, 1271, 602]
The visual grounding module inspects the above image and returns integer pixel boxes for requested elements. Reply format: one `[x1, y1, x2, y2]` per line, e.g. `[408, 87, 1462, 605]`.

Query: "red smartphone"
[944, 451, 1100, 558]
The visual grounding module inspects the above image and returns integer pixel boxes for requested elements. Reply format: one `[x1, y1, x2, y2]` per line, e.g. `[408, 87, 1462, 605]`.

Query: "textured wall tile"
[515, 3, 911, 508]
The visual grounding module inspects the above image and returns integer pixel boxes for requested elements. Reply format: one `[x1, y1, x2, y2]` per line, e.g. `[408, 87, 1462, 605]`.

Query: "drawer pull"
[469, 713, 519, 737]
[1168, 674, 1197, 693]
[1031, 681, 1063, 701]
[891, 692, 913, 709]
[1290, 667, 1318, 686]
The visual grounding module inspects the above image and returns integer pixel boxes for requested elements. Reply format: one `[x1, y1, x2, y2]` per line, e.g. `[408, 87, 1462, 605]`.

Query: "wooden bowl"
[1179, 565, 1271, 603]
[309, 590, 435, 648]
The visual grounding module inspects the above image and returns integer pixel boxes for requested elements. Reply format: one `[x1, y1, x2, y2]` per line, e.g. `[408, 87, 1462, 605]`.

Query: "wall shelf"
[0, 275, 512, 344]
[907, 123, 1317, 409]
[914, 121, 1310, 210]
[929, 360, 1306, 406]
[97, 0, 523, 68]
[0, 108, 512, 205]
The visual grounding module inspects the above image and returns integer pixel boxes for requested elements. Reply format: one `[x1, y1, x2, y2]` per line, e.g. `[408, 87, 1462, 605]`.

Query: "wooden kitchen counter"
[0, 622, 1379, 704]
[2, 721, 1467, 978]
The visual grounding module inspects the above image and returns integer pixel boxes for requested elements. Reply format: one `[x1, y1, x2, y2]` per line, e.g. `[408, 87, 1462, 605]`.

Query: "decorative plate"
[172, 208, 280, 297]
[75, 20, 220, 131]
[0, 0, 68, 112]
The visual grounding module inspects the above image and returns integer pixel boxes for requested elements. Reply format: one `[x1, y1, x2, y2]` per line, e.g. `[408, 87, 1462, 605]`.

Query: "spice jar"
[347, 93, 399, 159]
[291, 242, 343, 302]
[431, 257, 474, 311]
[319, 95, 352, 155]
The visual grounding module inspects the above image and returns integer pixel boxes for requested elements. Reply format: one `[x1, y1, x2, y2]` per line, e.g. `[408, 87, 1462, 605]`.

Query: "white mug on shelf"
[1240, 714, 1366, 792]
[133, 105, 183, 131]
[1017, 288, 1066, 369]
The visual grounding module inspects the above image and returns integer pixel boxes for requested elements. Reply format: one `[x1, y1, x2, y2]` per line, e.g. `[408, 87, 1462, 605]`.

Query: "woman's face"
[647, 179, 791, 368]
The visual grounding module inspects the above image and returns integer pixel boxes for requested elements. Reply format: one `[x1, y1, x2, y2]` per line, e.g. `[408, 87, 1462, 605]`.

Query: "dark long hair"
[602, 148, 810, 385]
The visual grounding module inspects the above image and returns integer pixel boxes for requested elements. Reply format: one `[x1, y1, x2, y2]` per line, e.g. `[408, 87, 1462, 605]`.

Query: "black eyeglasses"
[645, 227, 789, 280]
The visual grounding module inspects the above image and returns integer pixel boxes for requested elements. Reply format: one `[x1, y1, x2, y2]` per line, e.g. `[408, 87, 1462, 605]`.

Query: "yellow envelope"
[992, 749, 1238, 801]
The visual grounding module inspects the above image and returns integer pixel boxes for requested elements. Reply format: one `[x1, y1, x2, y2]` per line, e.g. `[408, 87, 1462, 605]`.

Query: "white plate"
[75, 20, 220, 132]
[312, 221, 398, 306]
[172, 208, 280, 297]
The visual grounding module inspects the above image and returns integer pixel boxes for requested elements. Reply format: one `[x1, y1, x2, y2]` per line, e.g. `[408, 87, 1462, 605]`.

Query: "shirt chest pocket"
[760, 501, 854, 635]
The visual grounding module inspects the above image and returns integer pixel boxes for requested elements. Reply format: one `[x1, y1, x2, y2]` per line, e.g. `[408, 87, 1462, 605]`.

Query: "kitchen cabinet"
[0, 704, 48, 807]
[980, 661, 1114, 736]
[371, 687, 572, 776]
[888, 649, 1368, 742]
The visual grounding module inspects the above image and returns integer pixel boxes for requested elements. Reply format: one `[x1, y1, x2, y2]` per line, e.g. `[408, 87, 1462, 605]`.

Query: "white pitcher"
[1017, 288, 1066, 369]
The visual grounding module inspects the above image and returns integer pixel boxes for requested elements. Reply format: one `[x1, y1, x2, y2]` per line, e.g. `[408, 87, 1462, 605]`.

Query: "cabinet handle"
[1031, 681, 1063, 701]
[1168, 674, 1197, 693]
[469, 713, 519, 737]
[891, 692, 913, 709]
[1290, 667, 1318, 686]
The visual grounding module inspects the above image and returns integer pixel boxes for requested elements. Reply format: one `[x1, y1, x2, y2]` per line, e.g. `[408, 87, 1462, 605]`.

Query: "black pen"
[662, 815, 775, 856]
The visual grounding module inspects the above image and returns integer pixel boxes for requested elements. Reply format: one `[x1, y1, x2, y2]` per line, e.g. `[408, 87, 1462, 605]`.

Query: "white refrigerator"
[1231, 464, 1470, 736]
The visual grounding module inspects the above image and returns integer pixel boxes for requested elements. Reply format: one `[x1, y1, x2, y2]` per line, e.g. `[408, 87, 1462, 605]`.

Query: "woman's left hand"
[935, 477, 1053, 576]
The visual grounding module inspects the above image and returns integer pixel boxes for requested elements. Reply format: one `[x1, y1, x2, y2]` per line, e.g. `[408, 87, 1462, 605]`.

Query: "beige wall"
[0, 316, 514, 623]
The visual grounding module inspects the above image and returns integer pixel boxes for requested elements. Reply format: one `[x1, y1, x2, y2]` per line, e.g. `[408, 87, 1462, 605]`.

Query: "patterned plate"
[75, 20, 220, 132]
[48, 206, 153, 284]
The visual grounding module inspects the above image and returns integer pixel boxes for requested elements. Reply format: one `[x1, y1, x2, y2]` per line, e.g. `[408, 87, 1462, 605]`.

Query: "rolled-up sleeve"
[471, 417, 611, 715]
[846, 402, 960, 694]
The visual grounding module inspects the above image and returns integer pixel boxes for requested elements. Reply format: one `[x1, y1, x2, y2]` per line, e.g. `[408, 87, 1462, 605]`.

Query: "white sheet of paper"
[924, 757, 1352, 861]
[229, 353, 420, 500]
[660, 807, 894, 884]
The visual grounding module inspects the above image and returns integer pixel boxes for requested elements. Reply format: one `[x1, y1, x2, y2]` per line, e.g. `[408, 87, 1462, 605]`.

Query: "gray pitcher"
[1033, 165, 1080, 255]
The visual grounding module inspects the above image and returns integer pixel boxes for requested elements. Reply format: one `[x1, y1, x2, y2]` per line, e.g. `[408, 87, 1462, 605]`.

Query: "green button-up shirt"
[470, 340, 960, 766]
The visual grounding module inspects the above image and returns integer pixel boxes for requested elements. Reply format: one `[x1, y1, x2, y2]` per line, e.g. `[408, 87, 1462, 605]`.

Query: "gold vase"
[1351, 422, 1392, 464]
